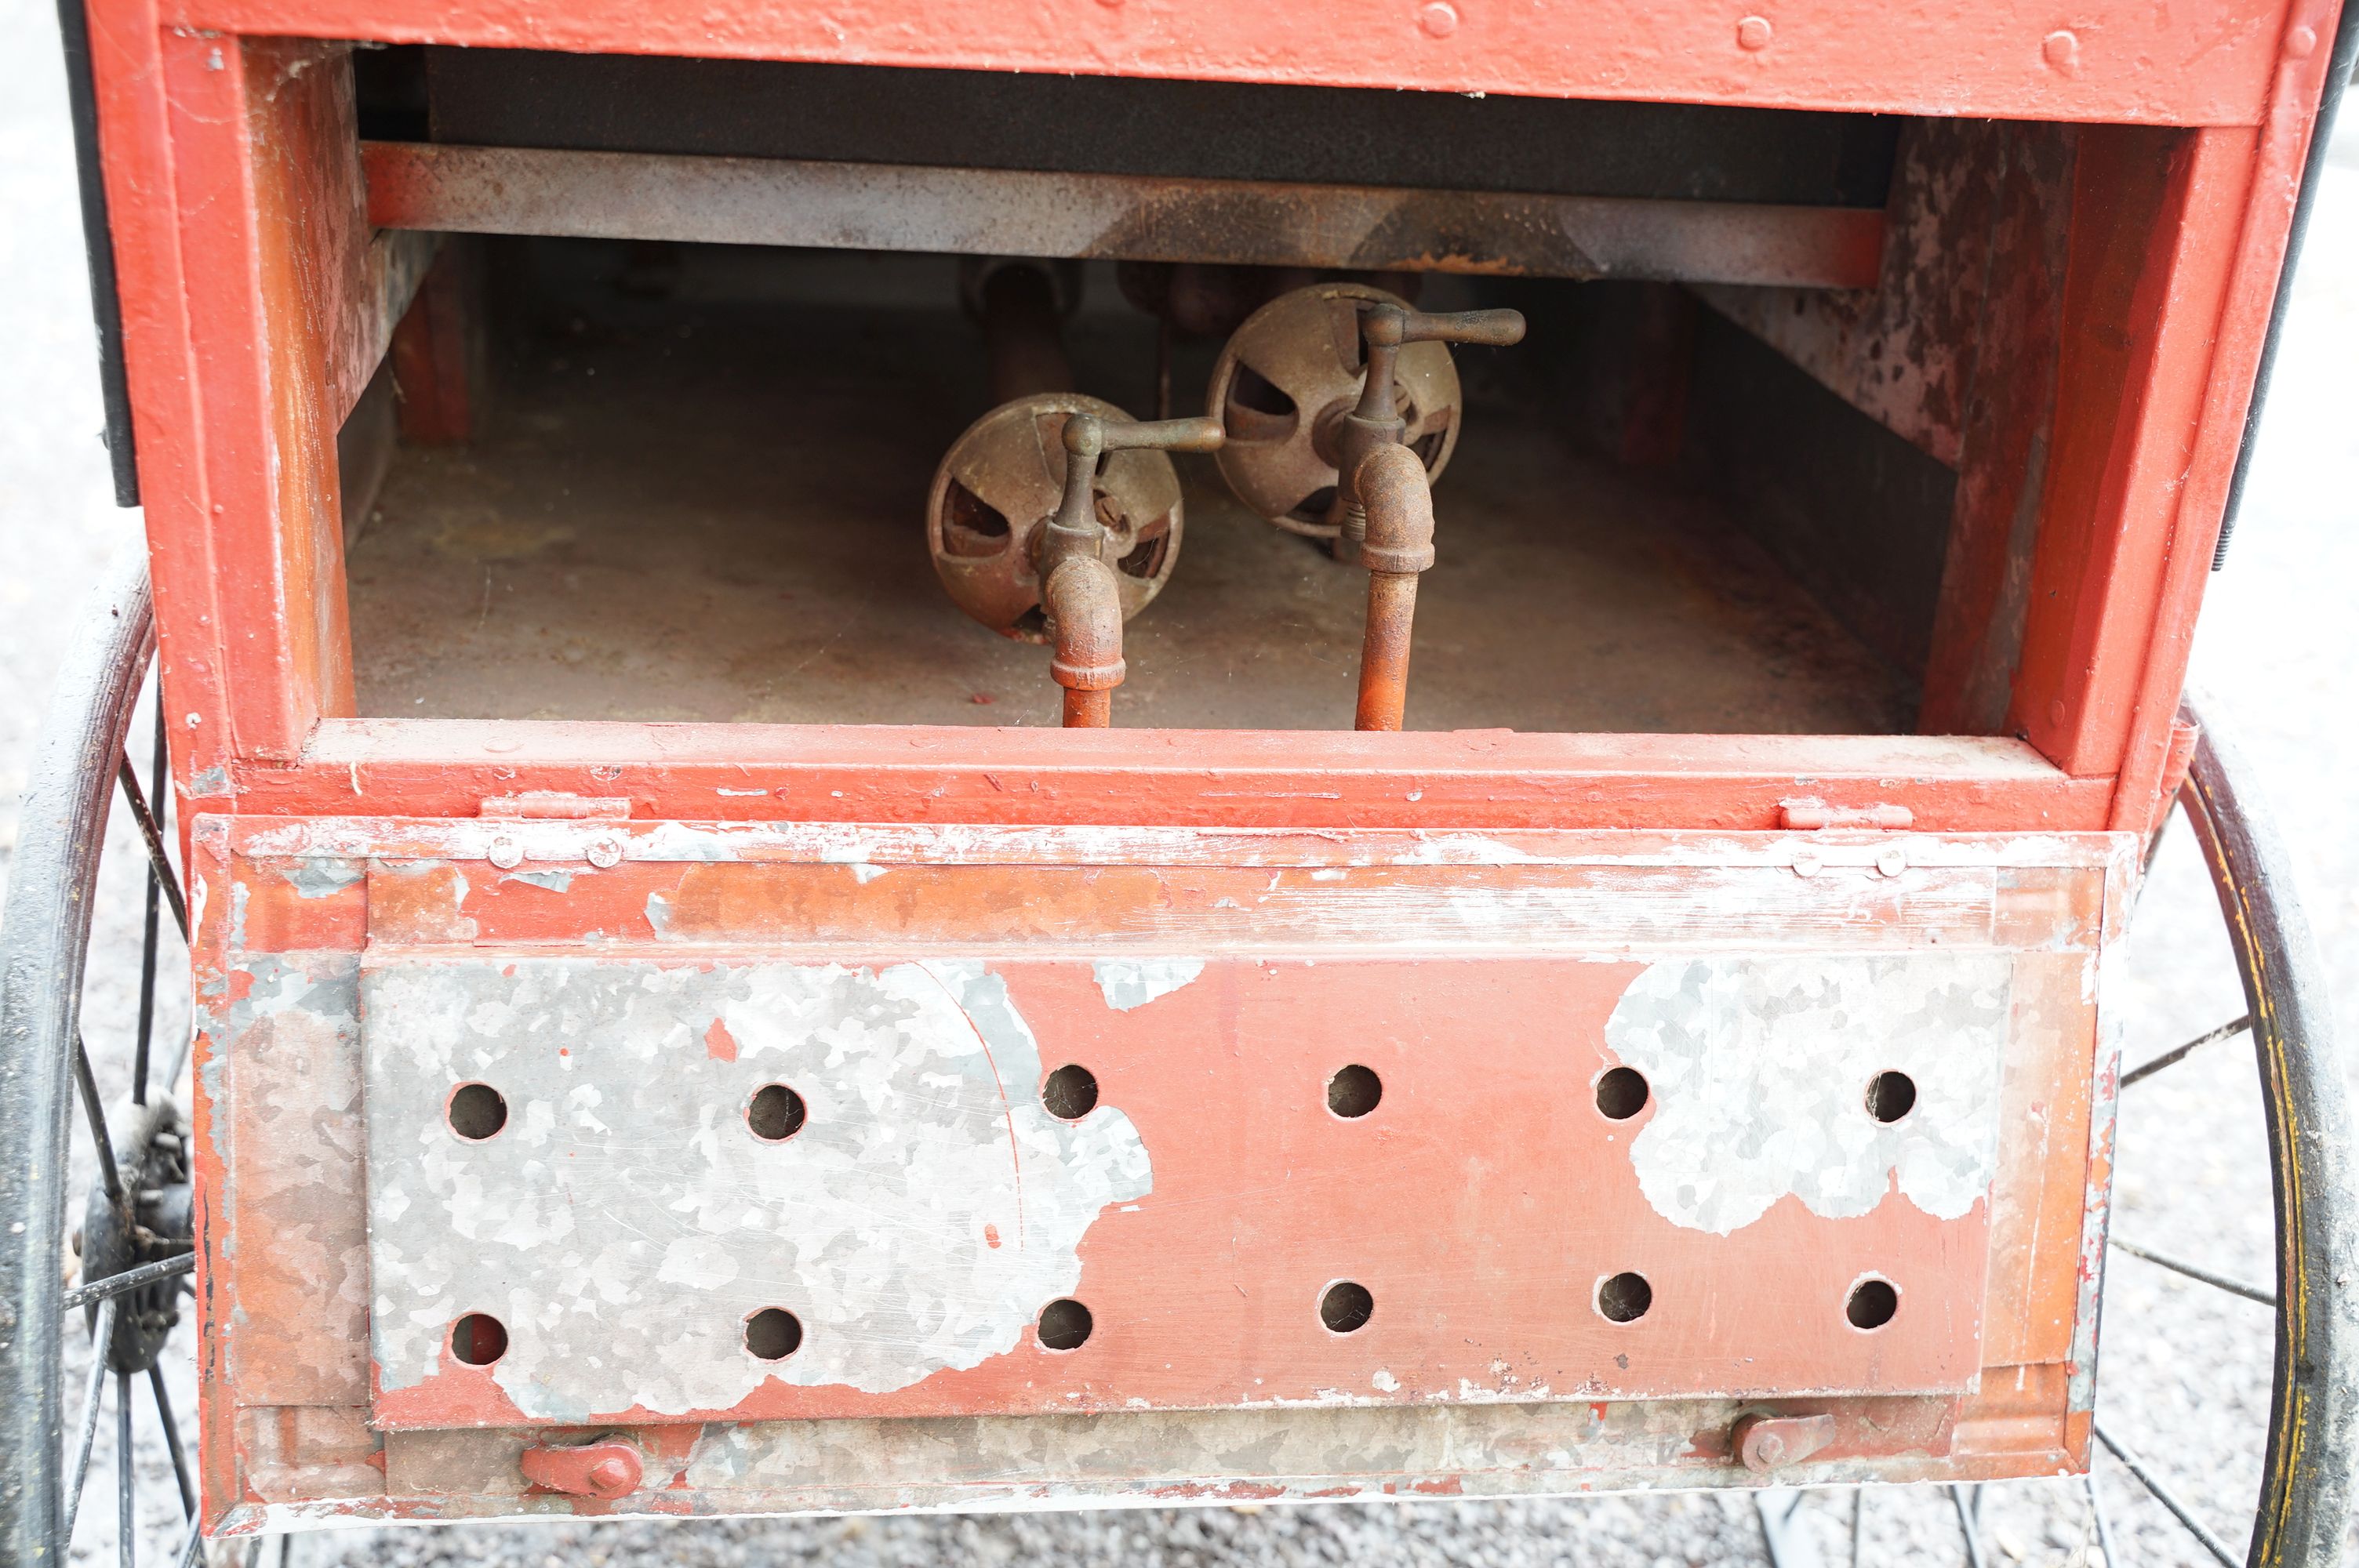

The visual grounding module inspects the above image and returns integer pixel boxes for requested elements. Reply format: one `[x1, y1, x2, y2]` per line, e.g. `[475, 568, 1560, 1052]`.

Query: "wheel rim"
[1, 547, 202, 1565]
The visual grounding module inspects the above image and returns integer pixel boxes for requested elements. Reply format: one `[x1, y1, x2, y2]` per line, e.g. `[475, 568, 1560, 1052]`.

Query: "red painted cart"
[6, 0, 2358, 1563]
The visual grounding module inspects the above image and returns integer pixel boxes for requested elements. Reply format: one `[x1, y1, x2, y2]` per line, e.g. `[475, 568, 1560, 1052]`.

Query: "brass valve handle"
[1042, 414, 1224, 574]
[1332, 305, 1525, 552]
[1361, 306, 1529, 354]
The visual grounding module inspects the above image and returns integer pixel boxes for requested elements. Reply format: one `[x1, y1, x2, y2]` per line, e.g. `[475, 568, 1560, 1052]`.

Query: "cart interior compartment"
[343, 241, 1921, 734]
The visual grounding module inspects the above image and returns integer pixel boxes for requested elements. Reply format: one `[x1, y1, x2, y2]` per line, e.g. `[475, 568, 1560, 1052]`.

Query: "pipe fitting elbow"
[1354, 443, 1438, 576]
[1043, 555, 1127, 692]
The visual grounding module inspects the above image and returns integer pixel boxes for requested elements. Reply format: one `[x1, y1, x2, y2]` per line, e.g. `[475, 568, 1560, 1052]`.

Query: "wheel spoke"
[118, 1371, 137, 1568]
[2093, 1420, 2241, 1568]
[64, 1295, 119, 1544]
[114, 755, 188, 942]
[150, 1365, 196, 1519]
[1751, 1487, 1804, 1568]
[2111, 1235, 2276, 1306]
[2086, 1472, 2122, 1568]
[64, 1252, 195, 1311]
[133, 699, 169, 1105]
[1949, 1483, 1988, 1568]
[2120, 1014, 2252, 1090]
[75, 1034, 125, 1203]
[172, 1518, 205, 1568]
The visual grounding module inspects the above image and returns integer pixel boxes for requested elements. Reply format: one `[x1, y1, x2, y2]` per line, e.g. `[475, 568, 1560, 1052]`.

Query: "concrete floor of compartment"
[344, 290, 1914, 734]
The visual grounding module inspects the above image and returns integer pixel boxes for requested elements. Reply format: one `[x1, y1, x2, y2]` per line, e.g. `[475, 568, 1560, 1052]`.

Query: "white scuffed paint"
[1384, 833, 1539, 866]
[819, 845, 889, 885]
[1092, 957, 1205, 1011]
[283, 860, 363, 898]
[231, 815, 2123, 874]
[362, 958, 1151, 1421]
[1607, 954, 2009, 1235]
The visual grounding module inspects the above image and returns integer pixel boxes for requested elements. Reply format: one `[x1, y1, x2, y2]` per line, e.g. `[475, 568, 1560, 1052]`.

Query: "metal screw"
[488, 837, 523, 869]
[587, 837, 623, 869]
[1876, 846, 1908, 878]
[1419, 1, 1459, 37]
[2043, 28, 2080, 73]
[1792, 848, 1823, 878]
[1736, 15, 1773, 49]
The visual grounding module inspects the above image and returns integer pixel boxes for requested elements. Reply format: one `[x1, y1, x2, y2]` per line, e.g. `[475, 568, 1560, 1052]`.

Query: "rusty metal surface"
[1329, 301, 1524, 552]
[925, 395, 1184, 644]
[1351, 446, 1438, 733]
[1207, 283, 1462, 539]
[1035, 412, 1223, 726]
[360, 141, 1888, 289]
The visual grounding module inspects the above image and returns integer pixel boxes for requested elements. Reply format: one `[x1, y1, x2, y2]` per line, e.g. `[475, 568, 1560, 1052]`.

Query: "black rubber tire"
[0, 548, 157, 1564]
[2175, 701, 2359, 1568]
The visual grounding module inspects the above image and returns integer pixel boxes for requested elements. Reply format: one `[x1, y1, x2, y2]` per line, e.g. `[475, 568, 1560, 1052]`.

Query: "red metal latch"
[520, 1437, 645, 1498]
[1731, 1414, 1838, 1472]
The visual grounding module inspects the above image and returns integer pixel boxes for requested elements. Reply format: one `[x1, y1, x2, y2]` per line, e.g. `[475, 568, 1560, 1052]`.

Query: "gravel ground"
[4, 6, 2355, 1563]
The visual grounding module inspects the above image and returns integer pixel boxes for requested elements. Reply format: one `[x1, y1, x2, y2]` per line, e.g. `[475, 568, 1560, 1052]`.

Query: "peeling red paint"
[703, 1016, 739, 1062]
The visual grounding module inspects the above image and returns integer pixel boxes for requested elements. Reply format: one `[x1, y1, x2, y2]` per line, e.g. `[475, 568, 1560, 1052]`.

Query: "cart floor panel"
[346, 290, 1915, 735]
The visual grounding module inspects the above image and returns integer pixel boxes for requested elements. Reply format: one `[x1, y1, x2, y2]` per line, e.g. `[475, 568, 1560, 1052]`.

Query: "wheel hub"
[78, 1097, 194, 1375]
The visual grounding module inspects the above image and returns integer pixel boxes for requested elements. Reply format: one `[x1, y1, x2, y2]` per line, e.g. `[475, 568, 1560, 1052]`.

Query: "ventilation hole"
[1320, 1281, 1375, 1334]
[747, 1084, 807, 1142]
[1042, 1065, 1099, 1120]
[1327, 1065, 1383, 1119]
[1865, 1071, 1917, 1124]
[446, 1083, 507, 1141]
[1410, 428, 1448, 469]
[1597, 1272, 1652, 1323]
[450, 1313, 507, 1365]
[1229, 362, 1298, 417]
[940, 478, 1012, 557]
[745, 1307, 803, 1360]
[1287, 485, 1338, 525]
[1847, 1278, 1899, 1330]
[1038, 1298, 1093, 1350]
[1116, 529, 1169, 580]
[1594, 1066, 1650, 1120]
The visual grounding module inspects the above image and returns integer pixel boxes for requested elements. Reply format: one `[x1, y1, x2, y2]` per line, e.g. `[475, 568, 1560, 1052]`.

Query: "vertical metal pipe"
[1062, 689, 1111, 728]
[1354, 575, 1421, 732]
[979, 263, 1074, 405]
[1350, 445, 1438, 734]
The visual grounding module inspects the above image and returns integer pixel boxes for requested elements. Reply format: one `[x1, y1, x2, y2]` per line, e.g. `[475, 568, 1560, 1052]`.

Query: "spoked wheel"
[1756, 700, 2359, 1568]
[2, 550, 203, 1566]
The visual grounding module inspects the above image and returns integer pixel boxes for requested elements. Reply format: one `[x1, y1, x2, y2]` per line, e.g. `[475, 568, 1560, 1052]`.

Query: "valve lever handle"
[1064, 414, 1226, 458]
[1049, 414, 1223, 564]
[1366, 306, 1528, 350]
[1036, 413, 1219, 732]
[1329, 304, 1526, 554]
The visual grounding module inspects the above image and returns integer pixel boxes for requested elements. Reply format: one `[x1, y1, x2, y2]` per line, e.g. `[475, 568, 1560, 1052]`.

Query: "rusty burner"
[927, 260, 1221, 725]
[1205, 283, 1470, 539]
[1037, 411, 1225, 726]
